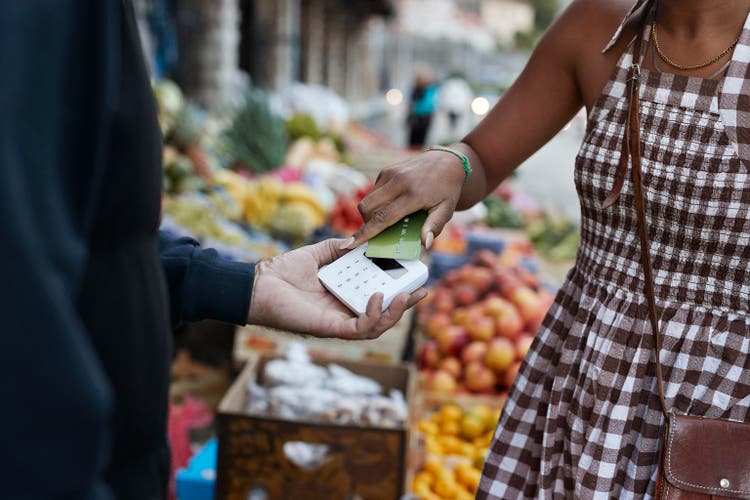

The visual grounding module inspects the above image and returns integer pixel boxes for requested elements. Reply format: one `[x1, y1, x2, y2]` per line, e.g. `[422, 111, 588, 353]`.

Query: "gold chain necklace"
[651, 23, 740, 71]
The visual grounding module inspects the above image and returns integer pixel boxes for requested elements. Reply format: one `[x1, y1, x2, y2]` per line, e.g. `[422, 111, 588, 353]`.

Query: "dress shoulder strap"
[718, 10, 750, 168]
[602, 0, 652, 53]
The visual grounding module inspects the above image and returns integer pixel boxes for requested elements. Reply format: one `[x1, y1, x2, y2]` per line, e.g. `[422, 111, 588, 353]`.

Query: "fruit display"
[430, 225, 468, 255]
[212, 169, 327, 243]
[154, 80, 216, 194]
[410, 400, 504, 499]
[482, 196, 524, 229]
[417, 249, 555, 395]
[152, 78, 380, 255]
[162, 194, 288, 261]
[328, 183, 373, 235]
[526, 212, 580, 261]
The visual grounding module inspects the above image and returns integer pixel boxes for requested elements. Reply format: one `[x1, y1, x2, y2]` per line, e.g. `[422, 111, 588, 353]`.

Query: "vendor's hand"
[247, 238, 427, 339]
[344, 149, 468, 251]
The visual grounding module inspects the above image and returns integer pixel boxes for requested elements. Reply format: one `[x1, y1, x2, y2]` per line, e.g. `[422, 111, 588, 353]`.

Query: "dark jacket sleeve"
[159, 232, 256, 327]
[0, 2, 119, 499]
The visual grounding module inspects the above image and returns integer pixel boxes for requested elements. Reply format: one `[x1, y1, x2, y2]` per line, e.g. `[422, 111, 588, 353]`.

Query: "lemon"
[460, 413, 486, 440]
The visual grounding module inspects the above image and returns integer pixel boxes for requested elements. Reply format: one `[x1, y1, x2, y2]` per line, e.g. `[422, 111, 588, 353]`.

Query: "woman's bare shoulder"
[554, 0, 638, 51]
[548, 0, 643, 108]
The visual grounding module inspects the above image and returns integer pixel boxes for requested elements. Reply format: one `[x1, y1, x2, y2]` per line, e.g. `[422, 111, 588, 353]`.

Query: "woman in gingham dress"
[349, 0, 750, 497]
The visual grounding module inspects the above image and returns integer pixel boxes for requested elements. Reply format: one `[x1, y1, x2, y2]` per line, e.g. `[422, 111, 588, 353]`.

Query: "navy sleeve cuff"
[181, 247, 255, 325]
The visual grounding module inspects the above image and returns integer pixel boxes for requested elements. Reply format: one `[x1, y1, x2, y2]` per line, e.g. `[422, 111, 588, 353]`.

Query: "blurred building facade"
[136, 0, 543, 116]
[158, 0, 394, 111]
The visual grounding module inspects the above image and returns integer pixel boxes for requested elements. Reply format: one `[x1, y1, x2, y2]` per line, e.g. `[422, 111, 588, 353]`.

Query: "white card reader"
[318, 243, 429, 315]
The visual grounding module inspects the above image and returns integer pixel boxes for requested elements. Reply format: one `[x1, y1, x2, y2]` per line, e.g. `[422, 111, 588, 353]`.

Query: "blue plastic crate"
[176, 438, 217, 500]
[428, 252, 469, 285]
[466, 230, 506, 256]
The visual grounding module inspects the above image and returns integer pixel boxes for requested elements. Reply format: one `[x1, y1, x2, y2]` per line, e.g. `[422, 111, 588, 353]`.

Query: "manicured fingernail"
[340, 237, 355, 250]
[425, 231, 434, 250]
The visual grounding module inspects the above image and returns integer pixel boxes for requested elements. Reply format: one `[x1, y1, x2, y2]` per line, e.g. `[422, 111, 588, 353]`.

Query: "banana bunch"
[244, 176, 283, 228]
[278, 182, 326, 227]
[212, 170, 327, 241]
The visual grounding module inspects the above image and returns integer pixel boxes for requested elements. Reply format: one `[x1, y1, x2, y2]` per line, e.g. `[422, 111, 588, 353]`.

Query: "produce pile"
[154, 79, 375, 258]
[246, 344, 408, 428]
[417, 248, 555, 396]
[411, 401, 503, 500]
[433, 180, 581, 262]
[526, 212, 580, 261]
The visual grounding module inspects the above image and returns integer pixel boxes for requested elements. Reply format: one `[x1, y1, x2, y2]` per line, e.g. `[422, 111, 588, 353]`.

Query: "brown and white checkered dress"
[478, 3, 750, 498]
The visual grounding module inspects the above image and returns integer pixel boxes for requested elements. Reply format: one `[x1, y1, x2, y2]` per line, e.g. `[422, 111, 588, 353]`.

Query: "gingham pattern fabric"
[478, 6, 750, 499]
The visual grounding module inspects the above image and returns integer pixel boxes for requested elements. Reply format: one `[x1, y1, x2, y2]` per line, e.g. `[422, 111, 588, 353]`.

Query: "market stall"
[156, 79, 579, 500]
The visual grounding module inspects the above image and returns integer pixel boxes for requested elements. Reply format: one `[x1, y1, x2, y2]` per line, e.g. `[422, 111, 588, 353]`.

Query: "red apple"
[433, 293, 455, 314]
[461, 341, 488, 365]
[514, 266, 540, 289]
[503, 361, 522, 388]
[464, 362, 497, 393]
[483, 296, 515, 317]
[494, 306, 524, 340]
[437, 325, 470, 356]
[510, 287, 547, 326]
[438, 357, 463, 379]
[485, 337, 516, 375]
[453, 283, 479, 306]
[432, 286, 456, 313]
[484, 297, 523, 339]
[471, 249, 498, 268]
[429, 370, 458, 393]
[418, 341, 441, 370]
[452, 307, 470, 326]
[466, 315, 496, 342]
[526, 317, 543, 335]
[426, 313, 452, 338]
[515, 333, 534, 360]
[443, 269, 461, 287]
[456, 305, 483, 331]
[461, 266, 494, 294]
[494, 268, 523, 296]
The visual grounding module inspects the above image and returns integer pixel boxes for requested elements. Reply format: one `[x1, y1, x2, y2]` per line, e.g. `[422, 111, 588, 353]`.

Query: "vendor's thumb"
[423, 203, 455, 250]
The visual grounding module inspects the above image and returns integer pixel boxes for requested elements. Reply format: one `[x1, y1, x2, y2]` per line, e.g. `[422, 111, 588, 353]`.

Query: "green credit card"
[365, 210, 427, 261]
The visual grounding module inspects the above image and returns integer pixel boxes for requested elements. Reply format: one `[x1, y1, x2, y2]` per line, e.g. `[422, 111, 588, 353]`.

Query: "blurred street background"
[136, 0, 581, 219]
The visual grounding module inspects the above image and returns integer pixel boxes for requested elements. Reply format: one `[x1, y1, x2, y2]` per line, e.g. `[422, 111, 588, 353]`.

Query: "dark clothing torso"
[76, 3, 171, 497]
[0, 2, 255, 497]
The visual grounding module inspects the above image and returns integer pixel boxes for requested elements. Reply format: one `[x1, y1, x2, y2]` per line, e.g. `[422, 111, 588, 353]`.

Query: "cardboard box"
[232, 309, 415, 365]
[215, 355, 415, 500]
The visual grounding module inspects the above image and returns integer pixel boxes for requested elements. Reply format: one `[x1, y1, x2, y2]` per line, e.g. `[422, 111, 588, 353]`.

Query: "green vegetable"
[483, 197, 524, 228]
[220, 89, 288, 174]
[286, 113, 321, 142]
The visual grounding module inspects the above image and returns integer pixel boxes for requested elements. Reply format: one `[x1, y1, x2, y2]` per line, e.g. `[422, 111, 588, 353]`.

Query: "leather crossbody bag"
[602, 11, 750, 499]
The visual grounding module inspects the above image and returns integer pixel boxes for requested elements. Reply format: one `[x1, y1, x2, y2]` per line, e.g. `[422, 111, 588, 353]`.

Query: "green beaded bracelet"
[424, 146, 472, 183]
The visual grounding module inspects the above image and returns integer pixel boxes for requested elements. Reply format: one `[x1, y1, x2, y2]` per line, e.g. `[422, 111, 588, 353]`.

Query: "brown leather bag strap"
[627, 70, 670, 420]
[611, 3, 671, 419]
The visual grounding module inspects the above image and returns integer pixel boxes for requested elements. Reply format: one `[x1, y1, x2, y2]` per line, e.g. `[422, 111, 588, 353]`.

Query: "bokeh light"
[471, 97, 490, 116]
[385, 88, 404, 106]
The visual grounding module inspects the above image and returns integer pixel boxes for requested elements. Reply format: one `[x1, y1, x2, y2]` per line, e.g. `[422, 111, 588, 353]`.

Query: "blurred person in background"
[426, 72, 474, 146]
[407, 67, 439, 148]
[347, 0, 750, 497]
[0, 2, 424, 499]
